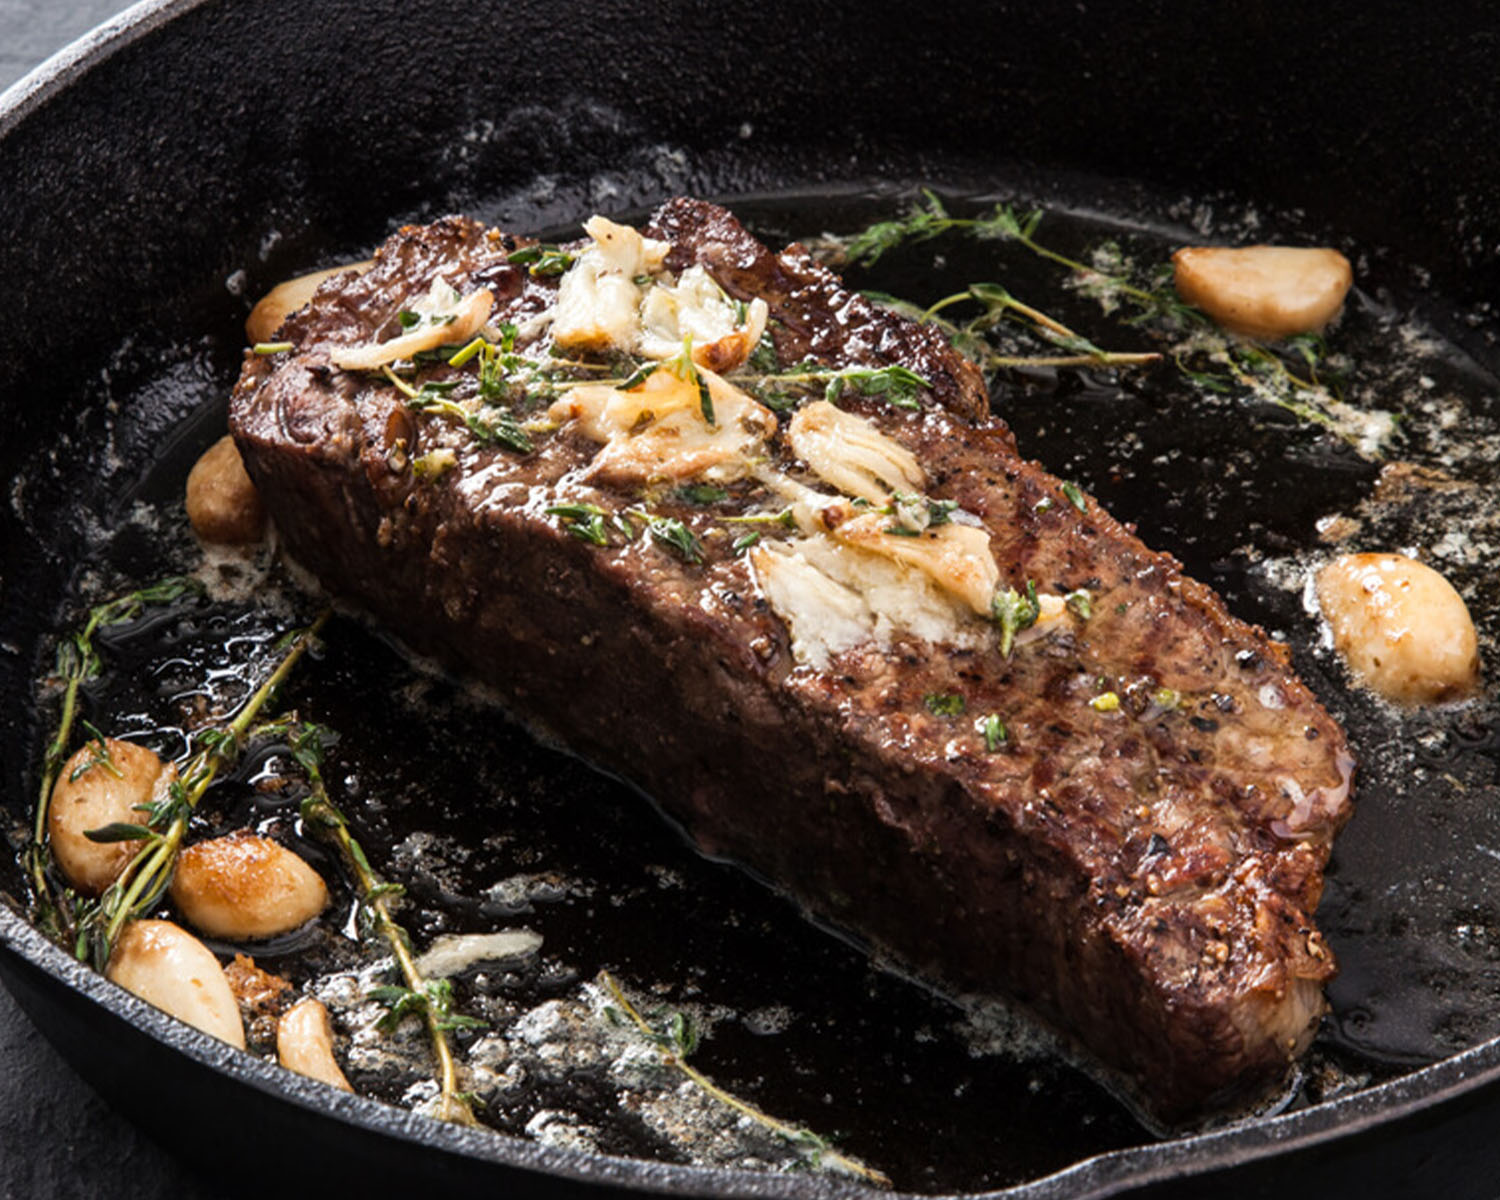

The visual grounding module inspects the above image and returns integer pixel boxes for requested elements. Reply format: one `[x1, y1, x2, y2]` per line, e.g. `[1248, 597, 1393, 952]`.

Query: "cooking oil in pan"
[12, 185, 1500, 1193]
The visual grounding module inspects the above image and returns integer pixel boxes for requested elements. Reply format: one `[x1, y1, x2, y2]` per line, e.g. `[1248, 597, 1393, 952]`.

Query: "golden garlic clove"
[1172, 245, 1352, 340]
[787, 400, 924, 504]
[170, 831, 328, 941]
[186, 435, 265, 545]
[49, 740, 175, 895]
[1316, 552, 1480, 704]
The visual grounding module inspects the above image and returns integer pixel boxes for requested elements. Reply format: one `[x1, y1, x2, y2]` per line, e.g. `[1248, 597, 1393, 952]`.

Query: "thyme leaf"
[81, 822, 156, 844]
[547, 502, 611, 546]
[506, 244, 575, 276]
[648, 518, 704, 565]
[676, 484, 729, 505]
[923, 692, 965, 717]
[977, 714, 1008, 752]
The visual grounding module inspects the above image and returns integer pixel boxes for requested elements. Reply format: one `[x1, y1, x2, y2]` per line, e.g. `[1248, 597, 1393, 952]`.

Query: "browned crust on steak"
[229, 200, 1354, 1124]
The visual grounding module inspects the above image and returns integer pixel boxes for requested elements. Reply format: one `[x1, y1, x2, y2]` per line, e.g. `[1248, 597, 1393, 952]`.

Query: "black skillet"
[4, 2, 1500, 1196]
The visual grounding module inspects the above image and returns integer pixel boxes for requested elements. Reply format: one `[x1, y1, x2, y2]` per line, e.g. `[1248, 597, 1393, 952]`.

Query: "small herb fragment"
[506, 243, 575, 277]
[992, 581, 1040, 658]
[1061, 482, 1087, 513]
[1064, 589, 1093, 620]
[369, 980, 486, 1035]
[547, 502, 611, 546]
[68, 724, 122, 782]
[411, 449, 457, 480]
[389, 368, 533, 455]
[881, 492, 958, 537]
[677, 484, 729, 505]
[977, 714, 1007, 752]
[924, 692, 965, 717]
[649, 518, 704, 565]
[252, 341, 293, 355]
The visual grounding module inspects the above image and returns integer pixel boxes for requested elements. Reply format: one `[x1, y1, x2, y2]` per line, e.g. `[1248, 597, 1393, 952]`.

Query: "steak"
[229, 198, 1354, 1124]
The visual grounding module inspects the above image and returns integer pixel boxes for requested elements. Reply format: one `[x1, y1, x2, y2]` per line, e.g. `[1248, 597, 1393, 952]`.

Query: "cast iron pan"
[4, 2, 1500, 1196]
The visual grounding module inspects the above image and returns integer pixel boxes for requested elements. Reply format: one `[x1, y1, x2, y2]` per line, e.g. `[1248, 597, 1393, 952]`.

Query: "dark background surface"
[1, 12, 221, 1200]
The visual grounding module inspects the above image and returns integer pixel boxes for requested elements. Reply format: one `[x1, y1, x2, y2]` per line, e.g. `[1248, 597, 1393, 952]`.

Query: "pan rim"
[7, 898, 1500, 1200]
[3, 2, 1499, 1196]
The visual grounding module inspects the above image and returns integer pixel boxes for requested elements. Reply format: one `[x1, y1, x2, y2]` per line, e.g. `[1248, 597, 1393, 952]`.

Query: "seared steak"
[230, 198, 1354, 1123]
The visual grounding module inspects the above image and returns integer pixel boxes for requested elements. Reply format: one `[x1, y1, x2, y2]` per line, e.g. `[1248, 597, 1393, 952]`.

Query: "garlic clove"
[277, 997, 353, 1092]
[170, 831, 328, 941]
[186, 435, 265, 545]
[107, 919, 246, 1048]
[1316, 551, 1480, 704]
[1172, 245, 1352, 341]
[49, 740, 175, 896]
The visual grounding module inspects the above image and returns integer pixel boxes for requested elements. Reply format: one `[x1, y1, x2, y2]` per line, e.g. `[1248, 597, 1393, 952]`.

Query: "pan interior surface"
[2, 2, 1499, 1196]
[7, 178, 1500, 1194]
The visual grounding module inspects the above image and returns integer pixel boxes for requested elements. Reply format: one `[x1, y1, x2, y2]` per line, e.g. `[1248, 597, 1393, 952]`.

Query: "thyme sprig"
[600, 972, 889, 1187]
[740, 361, 929, 411]
[832, 189, 1160, 312]
[28, 578, 202, 941]
[72, 611, 330, 969]
[296, 723, 481, 1127]
[836, 192, 1384, 453]
[922, 283, 1160, 370]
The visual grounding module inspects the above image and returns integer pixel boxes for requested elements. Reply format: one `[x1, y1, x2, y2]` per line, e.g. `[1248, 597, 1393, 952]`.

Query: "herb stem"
[601, 972, 889, 1187]
[990, 352, 1162, 369]
[300, 749, 478, 1127]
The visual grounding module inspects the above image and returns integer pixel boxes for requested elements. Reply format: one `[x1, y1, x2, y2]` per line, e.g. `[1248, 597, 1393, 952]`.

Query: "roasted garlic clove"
[1172, 245, 1352, 341]
[787, 400, 924, 504]
[638, 265, 769, 372]
[550, 366, 775, 486]
[329, 282, 493, 372]
[830, 513, 999, 616]
[277, 997, 353, 1092]
[1316, 552, 1480, 704]
[49, 740, 176, 895]
[107, 919, 246, 1048]
[170, 831, 329, 940]
[551, 216, 670, 355]
[186, 435, 265, 545]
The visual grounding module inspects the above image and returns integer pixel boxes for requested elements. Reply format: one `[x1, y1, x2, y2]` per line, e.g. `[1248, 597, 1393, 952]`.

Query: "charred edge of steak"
[229, 197, 1354, 1126]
